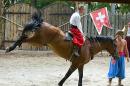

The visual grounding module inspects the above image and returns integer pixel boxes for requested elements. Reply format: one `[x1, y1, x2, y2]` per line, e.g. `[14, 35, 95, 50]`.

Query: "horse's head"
[109, 38, 119, 59]
[5, 11, 44, 53]
[21, 11, 43, 37]
[96, 36, 119, 59]
[6, 11, 63, 53]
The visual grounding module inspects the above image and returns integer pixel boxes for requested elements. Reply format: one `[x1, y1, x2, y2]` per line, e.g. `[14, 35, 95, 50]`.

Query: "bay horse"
[5, 12, 118, 86]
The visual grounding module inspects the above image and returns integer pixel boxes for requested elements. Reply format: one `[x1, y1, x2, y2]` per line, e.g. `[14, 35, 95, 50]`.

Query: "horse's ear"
[31, 10, 43, 23]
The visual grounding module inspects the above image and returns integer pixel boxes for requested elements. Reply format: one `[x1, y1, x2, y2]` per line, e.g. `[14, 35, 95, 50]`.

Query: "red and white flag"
[90, 7, 112, 35]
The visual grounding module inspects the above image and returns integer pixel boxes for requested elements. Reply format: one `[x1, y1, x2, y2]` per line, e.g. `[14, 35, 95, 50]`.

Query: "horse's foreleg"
[58, 64, 77, 86]
[78, 65, 84, 86]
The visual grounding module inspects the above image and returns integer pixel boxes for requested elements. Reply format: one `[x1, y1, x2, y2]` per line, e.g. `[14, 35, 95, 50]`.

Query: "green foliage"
[23, 0, 71, 9]
[119, 4, 130, 14]
[33, 0, 73, 9]
[23, 0, 31, 3]
[88, 2, 111, 12]
[95, 3, 111, 11]
[4, 0, 23, 8]
[3, 0, 130, 14]
[3, 0, 57, 8]
[88, 2, 130, 14]
[34, 0, 55, 9]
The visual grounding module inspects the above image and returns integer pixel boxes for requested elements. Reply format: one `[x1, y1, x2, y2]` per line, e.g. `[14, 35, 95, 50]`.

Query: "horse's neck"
[89, 39, 103, 55]
[90, 37, 112, 56]
[49, 28, 65, 44]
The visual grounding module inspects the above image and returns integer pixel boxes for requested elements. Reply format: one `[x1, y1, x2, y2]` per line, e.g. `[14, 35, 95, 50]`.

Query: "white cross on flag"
[90, 7, 112, 35]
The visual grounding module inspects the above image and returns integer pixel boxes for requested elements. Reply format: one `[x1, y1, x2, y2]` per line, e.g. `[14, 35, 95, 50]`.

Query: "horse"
[5, 12, 118, 86]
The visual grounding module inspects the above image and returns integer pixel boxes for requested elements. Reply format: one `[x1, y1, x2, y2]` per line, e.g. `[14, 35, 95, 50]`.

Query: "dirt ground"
[0, 50, 129, 86]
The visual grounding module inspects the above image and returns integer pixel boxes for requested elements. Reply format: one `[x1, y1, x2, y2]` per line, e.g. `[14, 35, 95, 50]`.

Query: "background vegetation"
[2, 0, 130, 14]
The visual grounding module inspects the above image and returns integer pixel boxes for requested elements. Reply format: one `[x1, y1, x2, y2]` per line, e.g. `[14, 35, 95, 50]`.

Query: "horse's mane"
[22, 11, 43, 34]
[87, 36, 113, 43]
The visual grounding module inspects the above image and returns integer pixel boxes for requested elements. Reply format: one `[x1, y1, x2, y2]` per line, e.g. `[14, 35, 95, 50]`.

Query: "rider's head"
[78, 4, 85, 15]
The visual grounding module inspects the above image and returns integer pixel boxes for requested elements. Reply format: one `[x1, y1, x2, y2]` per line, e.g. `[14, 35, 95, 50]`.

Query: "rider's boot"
[73, 45, 80, 57]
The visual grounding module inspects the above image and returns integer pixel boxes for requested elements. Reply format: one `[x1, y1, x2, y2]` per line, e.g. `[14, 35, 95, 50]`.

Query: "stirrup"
[74, 52, 80, 57]
[64, 31, 73, 41]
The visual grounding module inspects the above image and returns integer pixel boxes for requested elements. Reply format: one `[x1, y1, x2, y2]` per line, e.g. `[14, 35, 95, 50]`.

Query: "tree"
[118, 4, 130, 14]
[0, 0, 4, 48]
[2, 0, 75, 10]
[3, 0, 18, 8]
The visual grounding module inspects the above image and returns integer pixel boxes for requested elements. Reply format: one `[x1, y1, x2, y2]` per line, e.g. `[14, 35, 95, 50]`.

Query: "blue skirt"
[108, 55, 125, 79]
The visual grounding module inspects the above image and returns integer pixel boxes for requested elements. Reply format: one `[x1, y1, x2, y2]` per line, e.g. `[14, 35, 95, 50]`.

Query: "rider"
[107, 30, 129, 86]
[69, 4, 85, 57]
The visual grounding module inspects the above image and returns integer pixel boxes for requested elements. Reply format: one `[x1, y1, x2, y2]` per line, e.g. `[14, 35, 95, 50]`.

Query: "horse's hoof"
[118, 84, 124, 86]
[78, 83, 82, 86]
[58, 83, 62, 86]
[5, 47, 11, 53]
[5, 47, 9, 53]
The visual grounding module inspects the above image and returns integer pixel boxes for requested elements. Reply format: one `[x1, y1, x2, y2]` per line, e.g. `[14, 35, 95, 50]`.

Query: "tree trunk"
[111, 4, 116, 14]
[31, 0, 37, 7]
[0, 0, 4, 48]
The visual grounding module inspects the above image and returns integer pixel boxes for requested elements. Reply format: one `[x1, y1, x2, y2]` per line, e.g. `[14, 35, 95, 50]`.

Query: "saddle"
[64, 31, 73, 41]
[65, 34, 94, 61]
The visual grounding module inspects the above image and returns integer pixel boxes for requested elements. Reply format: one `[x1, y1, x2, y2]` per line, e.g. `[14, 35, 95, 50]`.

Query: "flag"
[90, 7, 112, 35]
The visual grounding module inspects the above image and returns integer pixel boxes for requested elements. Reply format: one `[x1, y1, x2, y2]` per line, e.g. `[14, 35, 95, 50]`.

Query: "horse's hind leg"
[58, 64, 77, 86]
[78, 65, 84, 86]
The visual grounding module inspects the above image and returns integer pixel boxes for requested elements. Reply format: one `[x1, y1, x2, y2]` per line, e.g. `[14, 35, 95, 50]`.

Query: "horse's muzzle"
[5, 35, 27, 53]
[5, 46, 14, 53]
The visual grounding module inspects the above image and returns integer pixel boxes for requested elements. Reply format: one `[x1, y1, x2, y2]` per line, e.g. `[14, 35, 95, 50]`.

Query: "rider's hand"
[126, 57, 129, 62]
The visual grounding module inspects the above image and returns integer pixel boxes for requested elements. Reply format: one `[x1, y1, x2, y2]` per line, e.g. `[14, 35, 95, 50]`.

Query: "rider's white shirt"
[70, 11, 83, 34]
